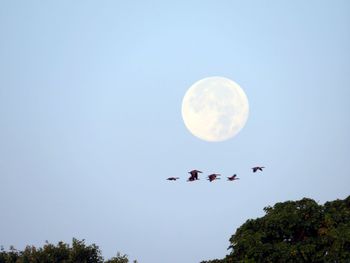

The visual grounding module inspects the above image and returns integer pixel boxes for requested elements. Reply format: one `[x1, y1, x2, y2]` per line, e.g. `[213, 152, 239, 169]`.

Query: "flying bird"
[227, 174, 240, 181]
[187, 169, 202, 181]
[167, 177, 179, 181]
[207, 174, 221, 182]
[252, 166, 265, 173]
[187, 176, 196, 182]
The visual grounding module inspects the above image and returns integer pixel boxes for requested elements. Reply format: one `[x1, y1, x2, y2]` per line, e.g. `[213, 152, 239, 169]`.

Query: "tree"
[105, 252, 130, 263]
[0, 239, 135, 263]
[69, 238, 103, 263]
[0, 246, 19, 263]
[202, 195, 350, 263]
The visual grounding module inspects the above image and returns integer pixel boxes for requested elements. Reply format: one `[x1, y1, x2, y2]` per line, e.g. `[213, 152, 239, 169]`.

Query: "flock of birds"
[166, 166, 265, 182]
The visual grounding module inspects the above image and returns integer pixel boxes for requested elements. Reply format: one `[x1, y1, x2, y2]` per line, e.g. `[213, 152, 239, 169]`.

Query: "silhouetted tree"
[202, 195, 350, 263]
[105, 252, 133, 263]
[0, 246, 19, 263]
[0, 239, 135, 263]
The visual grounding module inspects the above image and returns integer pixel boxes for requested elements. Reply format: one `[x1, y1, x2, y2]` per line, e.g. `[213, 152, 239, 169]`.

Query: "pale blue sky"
[0, 1, 349, 262]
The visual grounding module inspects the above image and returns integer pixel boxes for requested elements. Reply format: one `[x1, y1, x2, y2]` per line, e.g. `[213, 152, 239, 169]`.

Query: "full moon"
[182, 76, 249, 142]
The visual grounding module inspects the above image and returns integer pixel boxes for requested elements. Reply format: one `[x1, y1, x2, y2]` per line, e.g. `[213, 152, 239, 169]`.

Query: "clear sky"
[0, 1, 349, 262]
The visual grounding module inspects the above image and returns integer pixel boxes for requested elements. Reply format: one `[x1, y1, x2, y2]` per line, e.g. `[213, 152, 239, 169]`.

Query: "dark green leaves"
[203, 195, 350, 263]
[0, 239, 134, 263]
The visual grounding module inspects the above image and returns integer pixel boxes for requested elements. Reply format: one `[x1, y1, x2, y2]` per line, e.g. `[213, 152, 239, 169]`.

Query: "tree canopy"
[202, 195, 350, 263]
[1, 196, 349, 262]
[0, 238, 136, 263]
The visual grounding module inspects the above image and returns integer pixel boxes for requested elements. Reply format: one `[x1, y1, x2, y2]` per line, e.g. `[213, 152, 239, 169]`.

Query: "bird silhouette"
[187, 169, 202, 181]
[227, 174, 240, 181]
[252, 166, 265, 173]
[207, 174, 221, 182]
[167, 177, 179, 181]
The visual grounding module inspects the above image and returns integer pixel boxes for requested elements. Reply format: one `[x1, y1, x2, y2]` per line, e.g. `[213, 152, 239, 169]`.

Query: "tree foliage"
[0, 239, 136, 263]
[202, 195, 350, 263]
